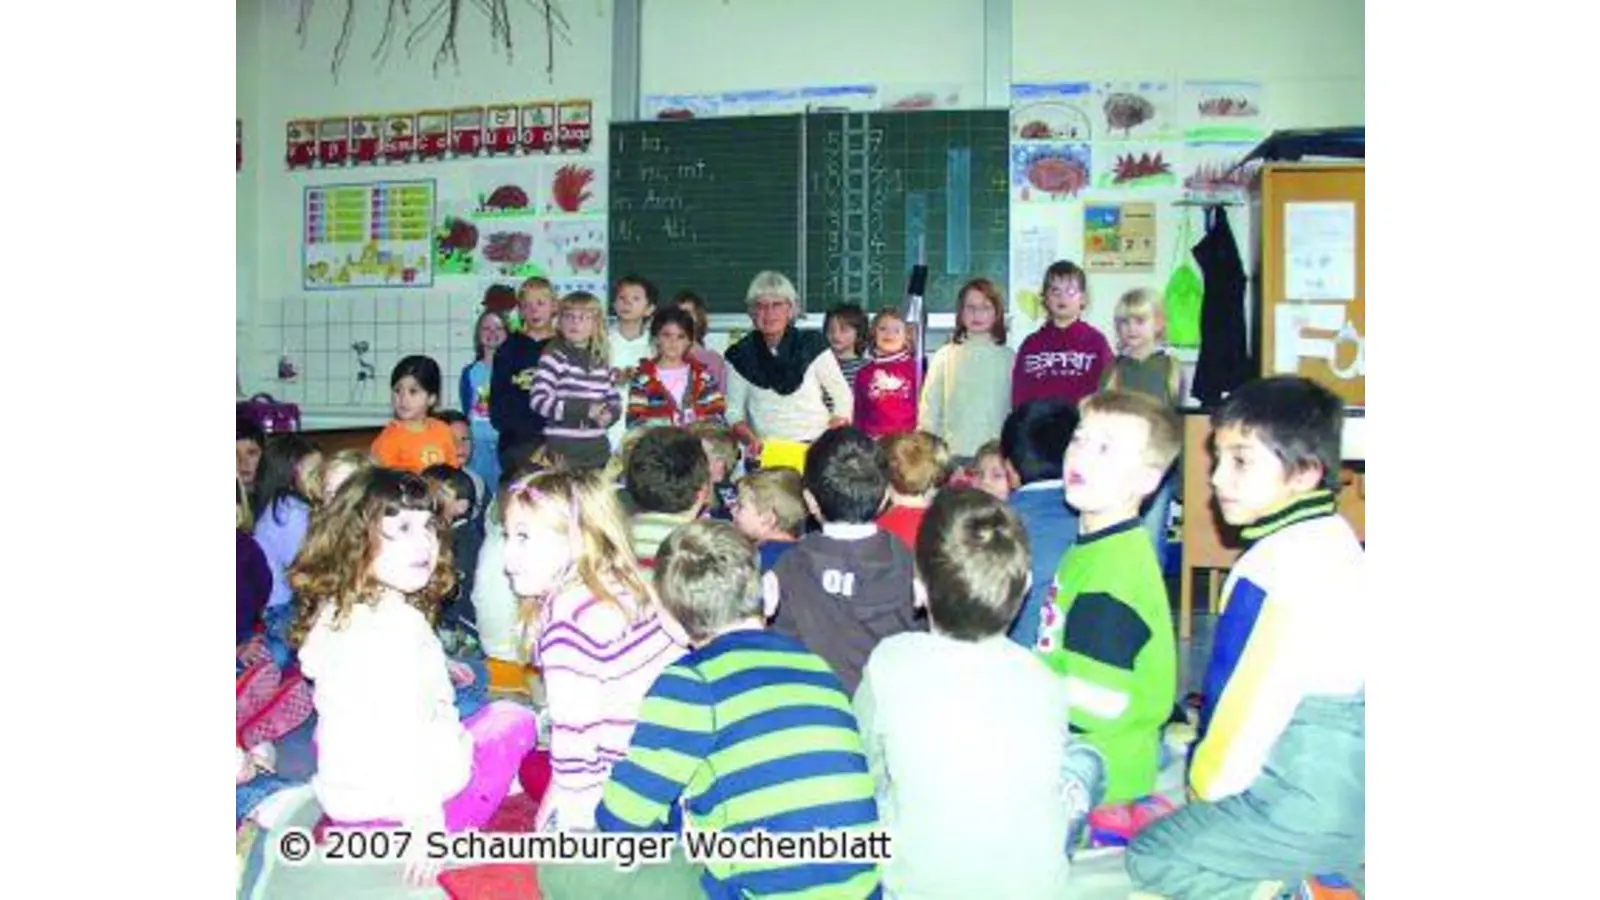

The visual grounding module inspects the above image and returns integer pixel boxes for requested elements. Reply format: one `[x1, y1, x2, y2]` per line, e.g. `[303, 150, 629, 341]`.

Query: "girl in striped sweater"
[625, 305, 727, 430]
[499, 468, 687, 832]
[528, 292, 621, 472]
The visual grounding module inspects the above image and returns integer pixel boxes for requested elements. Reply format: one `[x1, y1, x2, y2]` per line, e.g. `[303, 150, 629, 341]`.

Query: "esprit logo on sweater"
[1022, 350, 1098, 377]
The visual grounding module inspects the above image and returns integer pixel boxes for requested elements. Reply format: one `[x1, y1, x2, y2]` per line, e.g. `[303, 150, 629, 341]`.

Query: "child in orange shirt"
[876, 431, 950, 551]
[371, 355, 461, 473]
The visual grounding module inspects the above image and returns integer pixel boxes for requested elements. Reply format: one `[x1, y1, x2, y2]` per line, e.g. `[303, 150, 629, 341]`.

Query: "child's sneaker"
[1086, 795, 1177, 847]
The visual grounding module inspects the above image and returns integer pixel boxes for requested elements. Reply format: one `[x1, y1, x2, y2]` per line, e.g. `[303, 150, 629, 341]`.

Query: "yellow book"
[760, 439, 809, 474]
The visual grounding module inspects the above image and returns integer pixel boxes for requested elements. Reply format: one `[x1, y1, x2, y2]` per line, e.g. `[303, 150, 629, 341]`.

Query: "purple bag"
[236, 393, 301, 434]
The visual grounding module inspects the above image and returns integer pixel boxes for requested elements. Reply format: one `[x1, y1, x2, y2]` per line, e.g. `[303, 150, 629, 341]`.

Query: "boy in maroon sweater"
[1012, 261, 1113, 410]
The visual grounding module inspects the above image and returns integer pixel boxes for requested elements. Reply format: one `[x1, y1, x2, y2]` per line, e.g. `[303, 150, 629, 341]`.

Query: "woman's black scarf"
[725, 326, 831, 396]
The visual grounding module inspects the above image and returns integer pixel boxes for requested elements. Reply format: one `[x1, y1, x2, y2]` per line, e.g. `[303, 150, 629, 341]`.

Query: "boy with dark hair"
[624, 426, 710, 567]
[490, 277, 555, 472]
[855, 488, 1106, 899]
[433, 409, 488, 521]
[1129, 376, 1364, 900]
[764, 426, 923, 693]
[236, 417, 266, 495]
[540, 520, 881, 900]
[420, 463, 484, 635]
[1034, 390, 1180, 830]
[999, 400, 1082, 647]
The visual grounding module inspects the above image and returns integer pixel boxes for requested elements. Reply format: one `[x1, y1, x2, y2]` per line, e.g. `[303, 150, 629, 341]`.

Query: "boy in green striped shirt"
[539, 520, 882, 900]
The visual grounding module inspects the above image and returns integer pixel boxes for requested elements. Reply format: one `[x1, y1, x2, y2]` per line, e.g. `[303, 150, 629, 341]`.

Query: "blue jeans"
[453, 655, 490, 719]
[261, 604, 293, 670]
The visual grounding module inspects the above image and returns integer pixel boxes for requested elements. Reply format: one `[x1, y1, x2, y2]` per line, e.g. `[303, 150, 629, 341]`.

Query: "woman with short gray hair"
[723, 271, 853, 459]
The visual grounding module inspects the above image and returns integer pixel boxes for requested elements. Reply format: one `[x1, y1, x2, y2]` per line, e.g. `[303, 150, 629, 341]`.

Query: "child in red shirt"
[371, 355, 461, 473]
[853, 307, 919, 439]
[876, 431, 950, 552]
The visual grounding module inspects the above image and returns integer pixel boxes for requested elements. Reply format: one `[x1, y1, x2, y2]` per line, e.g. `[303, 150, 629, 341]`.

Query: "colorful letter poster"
[303, 180, 436, 290]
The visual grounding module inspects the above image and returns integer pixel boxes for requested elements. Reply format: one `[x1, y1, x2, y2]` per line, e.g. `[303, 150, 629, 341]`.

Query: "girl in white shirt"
[919, 278, 1016, 461]
[290, 468, 537, 888]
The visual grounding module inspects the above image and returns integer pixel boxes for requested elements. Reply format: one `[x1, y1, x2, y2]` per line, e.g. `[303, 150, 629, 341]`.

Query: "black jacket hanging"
[1190, 206, 1255, 406]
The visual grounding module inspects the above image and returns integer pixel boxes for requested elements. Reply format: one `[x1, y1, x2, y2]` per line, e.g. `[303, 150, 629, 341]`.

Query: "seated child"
[539, 520, 881, 900]
[237, 478, 269, 647]
[471, 463, 538, 667]
[371, 355, 461, 473]
[856, 488, 1106, 899]
[251, 434, 323, 658]
[1033, 391, 1180, 825]
[319, 449, 373, 503]
[875, 430, 950, 552]
[999, 400, 1081, 647]
[500, 468, 686, 831]
[1128, 376, 1365, 900]
[765, 426, 924, 694]
[623, 426, 710, 567]
[731, 467, 805, 571]
[291, 468, 537, 888]
[688, 421, 741, 520]
[435, 409, 490, 521]
[972, 439, 1011, 501]
[421, 464, 485, 641]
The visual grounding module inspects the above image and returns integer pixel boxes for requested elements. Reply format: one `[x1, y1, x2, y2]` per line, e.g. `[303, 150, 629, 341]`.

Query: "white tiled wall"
[251, 291, 487, 416]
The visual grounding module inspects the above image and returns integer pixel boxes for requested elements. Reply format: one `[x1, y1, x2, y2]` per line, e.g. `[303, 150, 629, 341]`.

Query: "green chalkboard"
[608, 111, 1009, 316]
[609, 117, 803, 315]
[806, 110, 1010, 315]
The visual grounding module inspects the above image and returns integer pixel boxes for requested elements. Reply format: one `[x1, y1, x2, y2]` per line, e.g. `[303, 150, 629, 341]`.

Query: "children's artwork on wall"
[879, 84, 965, 111]
[1011, 82, 1095, 141]
[642, 93, 724, 120]
[303, 181, 435, 290]
[479, 228, 542, 279]
[1181, 141, 1259, 202]
[1011, 224, 1061, 323]
[472, 167, 540, 219]
[540, 219, 607, 279]
[1181, 80, 1266, 141]
[1011, 143, 1092, 203]
[1093, 143, 1180, 190]
[434, 206, 481, 275]
[1084, 203, 1157, 273]
[542, 161, 605, 215]
[1096, 81, 1177, 141]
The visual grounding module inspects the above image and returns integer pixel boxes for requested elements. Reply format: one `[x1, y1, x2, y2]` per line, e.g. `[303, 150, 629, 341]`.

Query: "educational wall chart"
[303, 180, 435, 290]
[1084, 202, 1157, 272]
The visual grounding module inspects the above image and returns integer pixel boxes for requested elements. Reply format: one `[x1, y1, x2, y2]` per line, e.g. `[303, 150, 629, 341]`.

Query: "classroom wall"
[236, 0, 612, 424]
[238, 0, 1362, 425]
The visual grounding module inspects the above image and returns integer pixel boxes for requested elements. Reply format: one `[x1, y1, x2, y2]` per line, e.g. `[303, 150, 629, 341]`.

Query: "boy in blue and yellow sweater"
[1128, 376, 1364, 900]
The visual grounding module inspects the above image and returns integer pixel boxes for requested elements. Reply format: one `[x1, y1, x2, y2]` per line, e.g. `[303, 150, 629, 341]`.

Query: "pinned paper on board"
[1285, 201, 1358, 301]
[1012, 225, 1061, 321]
[1273, 302, 1364, 380]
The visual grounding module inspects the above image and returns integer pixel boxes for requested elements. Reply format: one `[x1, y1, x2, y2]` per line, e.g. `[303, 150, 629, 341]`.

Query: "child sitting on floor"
[421, 464, 486, 652]
[539, 520, 882, 900]
[875, 430, 950, 552]
[856, 488, 1106, 899]
[972, 439, 1011, 502]
[1000, 400, 1081, 648]
[688, 421, 741, 520]
[1128, 376, 1365, 900]
[290, 468, 537, 888]
[731, 467, 806, 571]
[371, 355, 460, 473]
[765, 426, 924, 693]
[499, 468, 686, 832]
[251, 433, 323, 662]
[1034, 391, 1180, 841]
[623, 426, 710, 568]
